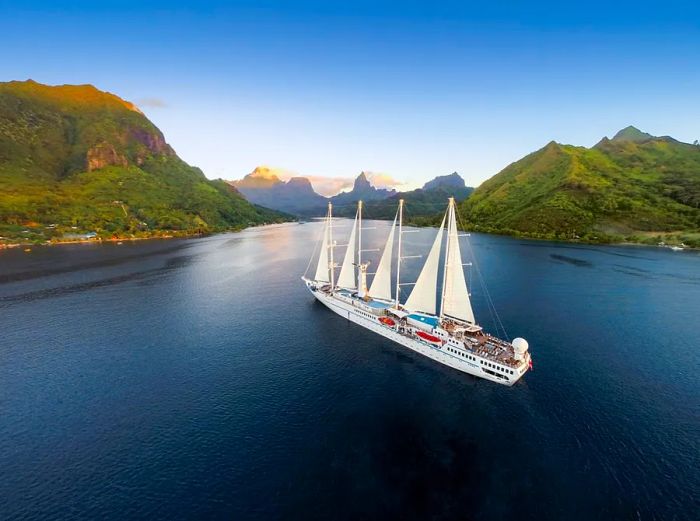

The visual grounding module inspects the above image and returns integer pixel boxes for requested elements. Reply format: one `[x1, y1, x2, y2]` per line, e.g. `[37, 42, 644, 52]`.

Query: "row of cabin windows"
[446, 347, 477, 362]
[479, 359, 514, 375]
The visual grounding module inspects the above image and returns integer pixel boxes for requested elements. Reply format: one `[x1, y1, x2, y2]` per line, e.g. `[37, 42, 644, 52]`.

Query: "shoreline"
[0, 221, 299, 251]
[2, 221, 696, 253]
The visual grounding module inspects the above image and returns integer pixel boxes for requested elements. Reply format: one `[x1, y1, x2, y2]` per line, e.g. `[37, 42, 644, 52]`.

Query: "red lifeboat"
[378, 316, 396, 327]
[416, 330, 442, 345]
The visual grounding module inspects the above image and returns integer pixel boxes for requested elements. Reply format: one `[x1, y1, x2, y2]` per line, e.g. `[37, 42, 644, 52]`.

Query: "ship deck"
[332, 288, 523, 370]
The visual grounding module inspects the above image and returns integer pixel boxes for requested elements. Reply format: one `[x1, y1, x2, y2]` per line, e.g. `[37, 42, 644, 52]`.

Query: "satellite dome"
[512, 337, 529, 350]
[512, 337, 529, 360]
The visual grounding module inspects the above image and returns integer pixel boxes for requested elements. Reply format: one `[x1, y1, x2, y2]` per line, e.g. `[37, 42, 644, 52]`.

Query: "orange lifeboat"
[378, 316, 396, 327]
[416, 331, 442, 345]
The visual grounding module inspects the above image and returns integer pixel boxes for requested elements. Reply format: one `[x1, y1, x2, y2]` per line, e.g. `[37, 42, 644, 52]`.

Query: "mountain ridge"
[0, 80, 289, 244]
[456, 127, 700, 247]
[231, 168, 473, 219]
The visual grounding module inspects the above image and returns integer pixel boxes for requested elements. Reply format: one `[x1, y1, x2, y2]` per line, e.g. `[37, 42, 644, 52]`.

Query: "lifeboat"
[378, 316, 396, 327]
[416, 330, 442, 345]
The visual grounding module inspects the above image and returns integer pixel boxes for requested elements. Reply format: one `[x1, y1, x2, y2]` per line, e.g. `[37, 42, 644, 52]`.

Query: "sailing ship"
[302, 198, 532, 386]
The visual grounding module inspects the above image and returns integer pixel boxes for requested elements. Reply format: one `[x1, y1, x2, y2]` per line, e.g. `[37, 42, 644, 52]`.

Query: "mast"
[439, 198, 452, 320]
[329, 202, 335, 290]
[395, 199, 404, 308]
[358, 200, 362, 267]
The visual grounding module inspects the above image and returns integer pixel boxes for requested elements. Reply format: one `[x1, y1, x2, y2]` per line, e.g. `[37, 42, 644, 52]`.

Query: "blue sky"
[1, 1, 699, 192]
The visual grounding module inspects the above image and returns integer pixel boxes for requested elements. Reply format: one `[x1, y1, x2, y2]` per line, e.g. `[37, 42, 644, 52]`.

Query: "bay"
[0, 221, 698, 520]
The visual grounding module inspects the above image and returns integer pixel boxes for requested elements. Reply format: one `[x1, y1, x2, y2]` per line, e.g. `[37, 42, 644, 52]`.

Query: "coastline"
[403, 219, 700, 252]
[0, 221, 297, 251]
[2, 219, 696, 253]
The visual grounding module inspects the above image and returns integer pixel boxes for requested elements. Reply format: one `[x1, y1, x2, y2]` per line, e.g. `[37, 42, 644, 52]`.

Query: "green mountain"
[458, 127, 700, 246]
[334, 172, 473, 220]
[0, 80, 288, 243]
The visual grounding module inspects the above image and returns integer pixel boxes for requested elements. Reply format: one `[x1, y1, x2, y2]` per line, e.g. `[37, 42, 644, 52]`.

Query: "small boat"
[378, 316, 395, 327]
[416, 330, 442, 345]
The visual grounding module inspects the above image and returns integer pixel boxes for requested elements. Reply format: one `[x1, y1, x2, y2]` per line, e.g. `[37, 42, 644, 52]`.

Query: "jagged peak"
[353, 171, 373, 191]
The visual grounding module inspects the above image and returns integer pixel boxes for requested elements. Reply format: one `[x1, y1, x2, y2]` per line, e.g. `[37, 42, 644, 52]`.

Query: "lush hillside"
[232, 166, 327, 216]
[0, 80, 288, 244]
[457, 127, 700, 246]
[334, 172, 473, 220]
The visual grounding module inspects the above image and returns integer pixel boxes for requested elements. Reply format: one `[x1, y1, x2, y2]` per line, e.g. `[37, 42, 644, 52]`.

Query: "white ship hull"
[307, 283, 528, 386]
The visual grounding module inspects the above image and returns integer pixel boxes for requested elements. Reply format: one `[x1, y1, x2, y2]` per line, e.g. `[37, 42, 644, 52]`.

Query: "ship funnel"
[512, 337, 529, 361]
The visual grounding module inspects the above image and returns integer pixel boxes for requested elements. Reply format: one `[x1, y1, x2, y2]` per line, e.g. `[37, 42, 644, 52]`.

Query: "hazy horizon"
[2, 1, 698, 190]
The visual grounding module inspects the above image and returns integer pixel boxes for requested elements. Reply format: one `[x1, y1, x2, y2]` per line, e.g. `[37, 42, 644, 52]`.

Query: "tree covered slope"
[0, 80, 288, 243]
[459, 127, 700, 246]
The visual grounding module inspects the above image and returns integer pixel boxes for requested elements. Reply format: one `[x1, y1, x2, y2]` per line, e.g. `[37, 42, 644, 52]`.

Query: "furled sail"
[314, 211, 330, 282]
[404, 214, 446, 315]
[441, 202, 475, 323]
[369, 212, 397, 301]
[337, 210, 358, 289]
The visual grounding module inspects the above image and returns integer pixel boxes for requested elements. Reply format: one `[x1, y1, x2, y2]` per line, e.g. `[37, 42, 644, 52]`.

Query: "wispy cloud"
[363, 171, 418, 192]
[135, 97, 168, 108]
[304, 176, 355, 196]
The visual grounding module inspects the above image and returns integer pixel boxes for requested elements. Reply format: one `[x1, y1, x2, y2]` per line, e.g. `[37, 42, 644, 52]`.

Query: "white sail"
[369, 212, 397, 301]
[314, 211, 330, 282]
[337, 210, 357, 289]
[404, 214, 445, 315]
[441, 202, 475, 323]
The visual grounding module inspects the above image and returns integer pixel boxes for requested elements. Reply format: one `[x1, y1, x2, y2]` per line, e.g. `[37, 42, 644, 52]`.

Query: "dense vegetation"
[456, 127, 700, 247]
[0, 80, 288, 244]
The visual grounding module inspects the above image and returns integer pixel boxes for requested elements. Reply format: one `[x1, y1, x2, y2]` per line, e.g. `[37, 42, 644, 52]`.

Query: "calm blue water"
[0, 222, 698, 520]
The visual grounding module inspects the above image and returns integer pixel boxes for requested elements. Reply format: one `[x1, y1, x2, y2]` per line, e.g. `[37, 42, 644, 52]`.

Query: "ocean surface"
[1, 222, 698, 521]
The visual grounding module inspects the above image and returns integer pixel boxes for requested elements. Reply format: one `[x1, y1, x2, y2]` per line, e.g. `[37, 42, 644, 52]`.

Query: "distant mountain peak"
[287, 176, 310, 185]
[353, 171, 372, 191]
[235, 166, 286, 188]
[249, 166, 283, 181]
[422, 172, 465, 191]
[612, 126, 654, 142]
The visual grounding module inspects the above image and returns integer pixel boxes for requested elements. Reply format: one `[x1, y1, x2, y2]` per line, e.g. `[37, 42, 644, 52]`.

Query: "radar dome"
[512, 337, 529, 361]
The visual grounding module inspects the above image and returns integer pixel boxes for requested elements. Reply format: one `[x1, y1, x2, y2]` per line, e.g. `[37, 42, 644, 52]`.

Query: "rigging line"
[454, 206, 510, 340]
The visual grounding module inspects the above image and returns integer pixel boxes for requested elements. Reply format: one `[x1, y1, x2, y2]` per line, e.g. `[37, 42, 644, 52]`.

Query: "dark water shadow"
[550, 254, 593, 267]
[0, 241, 196, 285]
[0, 254, 194, 307]
[518, 241, 657, 261]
